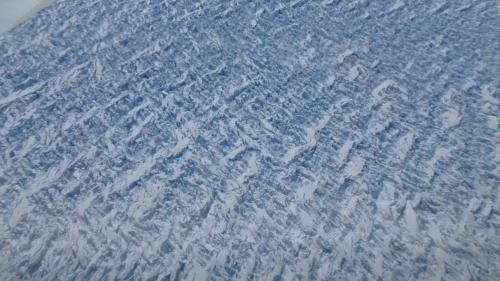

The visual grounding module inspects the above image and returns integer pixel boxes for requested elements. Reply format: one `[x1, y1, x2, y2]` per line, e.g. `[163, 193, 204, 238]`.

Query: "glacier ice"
[0, 0, 499, 280]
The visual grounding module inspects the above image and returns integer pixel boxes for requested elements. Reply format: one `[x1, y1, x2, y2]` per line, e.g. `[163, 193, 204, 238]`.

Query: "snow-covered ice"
[0, 0, 498, 280]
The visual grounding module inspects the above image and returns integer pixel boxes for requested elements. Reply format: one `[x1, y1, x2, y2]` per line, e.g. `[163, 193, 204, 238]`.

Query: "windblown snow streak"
[0, 0, 499, 280]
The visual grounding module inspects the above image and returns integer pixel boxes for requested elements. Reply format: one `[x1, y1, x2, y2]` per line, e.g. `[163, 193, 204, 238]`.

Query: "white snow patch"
[296, 180, 317, 202]
[62, 113, 77, 131]
[404, 200, 419, 235]
[425, 147, 450, 181]
[441, 109, 461, 128]
[388, 0, 405, 13]
[468, 198, 482, 213]
[337, 139, 354, 165]
[344, 156, 365, 178]
[434, 247, 448, 271]
[481, 203, 492, 218]
[487, 116, 498, 129]
[260, 119, 276, 132]
[495, 143, 500, 163]
[104, 128, 116, 153]
[348, 65, 361, 81]
[340, 196, 358, 217]
[299, 209, 314, 228]
[393, 132, 414, 161]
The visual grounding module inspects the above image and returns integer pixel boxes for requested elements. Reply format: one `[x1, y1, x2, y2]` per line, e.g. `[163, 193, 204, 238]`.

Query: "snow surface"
[0, 0, 499, 280]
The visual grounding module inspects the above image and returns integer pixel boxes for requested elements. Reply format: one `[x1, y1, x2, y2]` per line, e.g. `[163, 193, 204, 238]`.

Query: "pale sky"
[0, 0, 53, 34]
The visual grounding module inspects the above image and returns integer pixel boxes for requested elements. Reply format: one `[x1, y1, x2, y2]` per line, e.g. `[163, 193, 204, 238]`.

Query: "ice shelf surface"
[0, 0, 499, 280]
